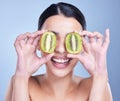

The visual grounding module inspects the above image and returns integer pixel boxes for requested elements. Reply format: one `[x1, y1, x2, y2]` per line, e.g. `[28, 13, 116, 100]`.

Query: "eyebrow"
[49, 30, 75, 35]
[49, 30, 59, 35]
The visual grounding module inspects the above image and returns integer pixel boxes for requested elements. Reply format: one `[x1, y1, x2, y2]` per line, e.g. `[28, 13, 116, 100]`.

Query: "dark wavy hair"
[38, 2, 86, 30]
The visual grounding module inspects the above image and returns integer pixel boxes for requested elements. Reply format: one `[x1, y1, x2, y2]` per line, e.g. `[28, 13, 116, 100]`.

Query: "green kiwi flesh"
[65, 32, 82, 54]
[40, 31, 56, 53]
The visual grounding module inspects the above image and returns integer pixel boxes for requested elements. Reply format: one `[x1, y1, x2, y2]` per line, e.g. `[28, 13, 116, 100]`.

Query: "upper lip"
[52, 56, 67, 58]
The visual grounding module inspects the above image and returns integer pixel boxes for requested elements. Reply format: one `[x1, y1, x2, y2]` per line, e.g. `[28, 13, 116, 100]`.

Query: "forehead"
[41, 15, 82, 35]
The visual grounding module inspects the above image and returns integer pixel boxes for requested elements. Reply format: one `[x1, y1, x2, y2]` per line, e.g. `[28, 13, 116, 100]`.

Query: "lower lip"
[52, 61, 69, 69]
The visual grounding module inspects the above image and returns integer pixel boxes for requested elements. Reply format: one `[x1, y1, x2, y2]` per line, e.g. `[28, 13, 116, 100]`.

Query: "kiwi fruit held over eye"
[40, 31, 57, 53]
[65, 32, 82, 54]
[40, 31, 82, 54]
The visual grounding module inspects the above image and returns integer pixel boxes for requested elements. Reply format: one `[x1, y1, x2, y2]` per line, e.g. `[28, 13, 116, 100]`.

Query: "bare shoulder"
[28, 74, 44, 96]
[28, 74, 44, 87]
[75, 76, 92, 89]
[75, 76, 113, 101]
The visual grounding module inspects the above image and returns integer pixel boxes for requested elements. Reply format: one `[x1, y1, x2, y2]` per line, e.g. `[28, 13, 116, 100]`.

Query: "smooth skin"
[5, 15, 113, 101]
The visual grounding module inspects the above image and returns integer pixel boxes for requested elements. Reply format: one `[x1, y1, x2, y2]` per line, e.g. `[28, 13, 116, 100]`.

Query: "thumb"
[39, 53, 54, 66]
[103, 28, 110, 51]
[67, 53, 85, 64]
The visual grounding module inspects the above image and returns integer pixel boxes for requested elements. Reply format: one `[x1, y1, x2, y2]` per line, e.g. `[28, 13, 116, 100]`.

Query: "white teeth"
[52, 58, 69, 63]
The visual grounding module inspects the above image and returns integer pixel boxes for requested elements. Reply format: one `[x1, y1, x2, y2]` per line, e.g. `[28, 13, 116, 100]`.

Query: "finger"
[32, 36, 40, 47]
[32, 36, 40, 45]
[18, 32, 31, 41]
[30, 30, 44, 37]
[19, 32, 34, 44]
[39, 53, 54, 66]
[94, 32, 103, 45]
[89, 32, 97, 43]
[14, 34, 23, 50]
[26, 30, 44, 44]
[67, 53, 80, 59]
[15, 34, 23, 42]
[19, 39, 26, 48]
[82, 36, 91, 53]
[26, 37, 34, 44]
[14, 42, 21, 53]
[67, 53, 85, 64]
[89, 36, 96, 43]
[23, 31, 43, 44]
[102, 29, 110, 50]
[81, 31, 96, 43]
[81, 30, 93, 37]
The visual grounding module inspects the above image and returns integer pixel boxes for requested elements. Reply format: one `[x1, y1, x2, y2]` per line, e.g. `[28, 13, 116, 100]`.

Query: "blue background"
[0, 0, 120, 101]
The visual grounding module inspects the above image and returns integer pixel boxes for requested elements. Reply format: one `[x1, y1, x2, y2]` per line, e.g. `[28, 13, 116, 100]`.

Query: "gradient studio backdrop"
[0, 0, 120, 101]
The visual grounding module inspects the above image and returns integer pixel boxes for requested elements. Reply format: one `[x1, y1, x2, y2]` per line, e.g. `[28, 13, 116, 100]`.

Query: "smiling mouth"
[51, 57, 71, 64]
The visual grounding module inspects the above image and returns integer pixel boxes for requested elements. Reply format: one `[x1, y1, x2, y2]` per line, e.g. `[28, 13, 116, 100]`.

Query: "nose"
[55, 38, 66, 54]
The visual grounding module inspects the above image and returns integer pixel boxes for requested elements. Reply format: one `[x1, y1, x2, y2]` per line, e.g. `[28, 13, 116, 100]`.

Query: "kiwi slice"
[40, 31, 56, 53]
[65, 32, 82, 54]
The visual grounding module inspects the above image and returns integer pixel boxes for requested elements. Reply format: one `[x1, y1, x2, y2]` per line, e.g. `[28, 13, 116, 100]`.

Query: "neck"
[42, 71, 77, 97]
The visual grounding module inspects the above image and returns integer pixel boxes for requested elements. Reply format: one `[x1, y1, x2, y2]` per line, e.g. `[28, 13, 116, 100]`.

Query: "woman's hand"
[67, 29, 110, 76]
[14, 31, 54, 77]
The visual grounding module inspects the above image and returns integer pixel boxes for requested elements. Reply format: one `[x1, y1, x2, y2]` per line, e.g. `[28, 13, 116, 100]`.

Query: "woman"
[5, 2, 113, 101]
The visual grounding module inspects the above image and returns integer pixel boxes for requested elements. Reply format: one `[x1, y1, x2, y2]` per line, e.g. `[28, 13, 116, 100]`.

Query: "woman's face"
[41, 15, 83, 77]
